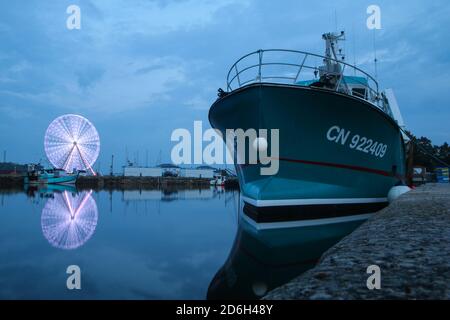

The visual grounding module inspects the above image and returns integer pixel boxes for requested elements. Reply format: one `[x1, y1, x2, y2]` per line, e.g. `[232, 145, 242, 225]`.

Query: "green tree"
[405, 131, 449, 170]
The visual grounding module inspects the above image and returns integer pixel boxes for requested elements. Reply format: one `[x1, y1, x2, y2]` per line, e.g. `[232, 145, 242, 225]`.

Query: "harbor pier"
[0, 175, 239, 191]
[76, 176, 212, 189]
[264, 183, 450, 299]
[0, 175, 23, 188]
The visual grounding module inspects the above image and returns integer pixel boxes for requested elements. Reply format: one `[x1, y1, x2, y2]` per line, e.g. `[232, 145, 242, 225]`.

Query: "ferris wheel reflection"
[41, 190, 98, 250]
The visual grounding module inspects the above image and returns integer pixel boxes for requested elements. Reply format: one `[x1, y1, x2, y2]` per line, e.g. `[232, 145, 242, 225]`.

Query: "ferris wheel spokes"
[75, 143, 96, 175]
[61, 144, 77, 172]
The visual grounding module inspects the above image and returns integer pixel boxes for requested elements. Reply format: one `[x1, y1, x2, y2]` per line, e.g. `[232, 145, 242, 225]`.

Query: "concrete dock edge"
[263, 183, 450, 299]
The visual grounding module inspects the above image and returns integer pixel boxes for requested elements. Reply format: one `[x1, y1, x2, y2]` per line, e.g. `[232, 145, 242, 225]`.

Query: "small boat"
[210, 176, 227, 186]
[24, 168, 79, 186]
[209, 31, 407, 223]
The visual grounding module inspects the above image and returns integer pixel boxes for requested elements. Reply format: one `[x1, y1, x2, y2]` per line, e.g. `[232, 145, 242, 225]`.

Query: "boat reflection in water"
[41, 189, 98, 250]
[25, 184, 78, 199]
[207, 206, 370, 300]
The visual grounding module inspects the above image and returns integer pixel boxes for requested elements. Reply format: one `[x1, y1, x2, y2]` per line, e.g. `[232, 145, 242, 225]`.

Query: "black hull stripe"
[243, 201, 388, 223]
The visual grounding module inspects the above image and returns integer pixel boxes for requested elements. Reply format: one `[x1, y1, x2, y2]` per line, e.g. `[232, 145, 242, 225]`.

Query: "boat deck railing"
[226, 49, 380, 107]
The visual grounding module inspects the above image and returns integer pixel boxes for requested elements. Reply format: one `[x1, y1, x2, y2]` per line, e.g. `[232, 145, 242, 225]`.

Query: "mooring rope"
[400, 127, 450, 167]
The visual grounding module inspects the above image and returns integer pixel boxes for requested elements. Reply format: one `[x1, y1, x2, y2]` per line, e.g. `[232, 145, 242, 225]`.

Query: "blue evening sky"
[0, 0, 449, 172]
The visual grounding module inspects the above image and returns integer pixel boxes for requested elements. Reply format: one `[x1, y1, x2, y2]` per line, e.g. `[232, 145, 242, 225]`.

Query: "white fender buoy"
[253, 137, 268, 152]
[387, 185, 411, 203]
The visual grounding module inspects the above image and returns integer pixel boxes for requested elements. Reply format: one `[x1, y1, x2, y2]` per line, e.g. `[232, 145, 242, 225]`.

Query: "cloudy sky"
[0, 0, 449, 171]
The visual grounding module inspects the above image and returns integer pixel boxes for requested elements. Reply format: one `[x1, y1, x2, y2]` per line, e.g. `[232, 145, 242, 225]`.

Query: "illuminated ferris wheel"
[44, 114, 100, 175]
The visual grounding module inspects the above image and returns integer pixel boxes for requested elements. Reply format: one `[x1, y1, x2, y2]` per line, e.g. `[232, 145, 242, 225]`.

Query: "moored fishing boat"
[24, 166, 79, 186]
[209, 32, 407, 223]
[210, 176, 227, 186]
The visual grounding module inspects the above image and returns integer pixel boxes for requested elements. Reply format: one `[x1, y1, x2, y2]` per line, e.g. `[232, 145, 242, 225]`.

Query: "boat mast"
[322, 31, 345, 74]
[319, 31, 348, 92]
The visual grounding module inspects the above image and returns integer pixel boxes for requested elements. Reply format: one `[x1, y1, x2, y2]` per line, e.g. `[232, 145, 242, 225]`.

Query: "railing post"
[334, 65, 346, 91]
[294, 54, 308, 83]
[257, 50, 263, 83]
[234, 64, 241, 87]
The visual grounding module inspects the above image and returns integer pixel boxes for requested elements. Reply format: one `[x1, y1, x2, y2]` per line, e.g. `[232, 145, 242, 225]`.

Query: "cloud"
[0, 105, 33, 120]
[0, 77, 16, 84]
[0, 60, 32, 83]
[20, 56, 189, 114]
[8, 60, 32, 73]
[87, 0, 252, 38]
[0, 1, 252, 116]
[184, 95, 212, 110]
[355, 41, 416, 69]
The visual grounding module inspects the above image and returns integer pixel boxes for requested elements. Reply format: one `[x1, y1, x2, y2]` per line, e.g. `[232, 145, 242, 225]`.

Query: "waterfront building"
[180, 166, 215, 179]
[123, 166, 163, 177]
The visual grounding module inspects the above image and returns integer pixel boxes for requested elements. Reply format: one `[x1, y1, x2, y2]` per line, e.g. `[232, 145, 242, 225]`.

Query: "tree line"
[408, 133, 450, 171]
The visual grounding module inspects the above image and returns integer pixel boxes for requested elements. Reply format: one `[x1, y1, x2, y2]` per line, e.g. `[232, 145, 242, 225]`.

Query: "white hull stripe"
[242, 212, 373, 230]
[242, 196, 388, 207]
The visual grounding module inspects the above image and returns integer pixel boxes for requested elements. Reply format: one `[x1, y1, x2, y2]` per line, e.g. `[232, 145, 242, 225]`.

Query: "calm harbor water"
[0, 186, 366, 299]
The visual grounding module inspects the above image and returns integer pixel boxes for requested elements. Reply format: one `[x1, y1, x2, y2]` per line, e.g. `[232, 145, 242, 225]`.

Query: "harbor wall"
[76, 176, 214, 189]
[0, 175, 23, 188]
[0, 175, 239, 190]
[264, 183, 450, 299]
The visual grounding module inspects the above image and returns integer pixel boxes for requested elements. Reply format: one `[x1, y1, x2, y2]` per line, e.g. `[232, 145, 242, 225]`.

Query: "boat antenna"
[352, 22, 357, 75]
[373, 30, 378, 80]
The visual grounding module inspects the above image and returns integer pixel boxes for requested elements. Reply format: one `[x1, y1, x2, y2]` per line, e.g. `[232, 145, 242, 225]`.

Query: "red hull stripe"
[239, 157, 401, 178]
[276, 157, 393, 177]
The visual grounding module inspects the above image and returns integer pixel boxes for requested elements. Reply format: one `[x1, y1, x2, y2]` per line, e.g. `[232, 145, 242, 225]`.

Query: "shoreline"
[0, 175, 240, 191]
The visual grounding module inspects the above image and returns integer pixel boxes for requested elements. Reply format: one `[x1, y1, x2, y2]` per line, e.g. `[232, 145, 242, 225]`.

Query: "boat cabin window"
[351, 87, 366, 99]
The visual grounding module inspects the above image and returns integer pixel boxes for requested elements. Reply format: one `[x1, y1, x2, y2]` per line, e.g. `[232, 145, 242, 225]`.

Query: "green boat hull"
[209, 84, 406, 221]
